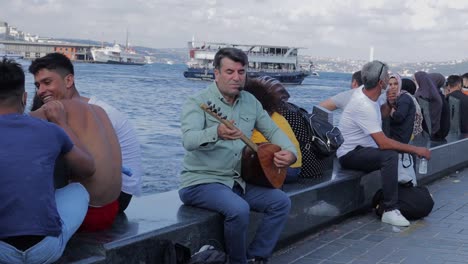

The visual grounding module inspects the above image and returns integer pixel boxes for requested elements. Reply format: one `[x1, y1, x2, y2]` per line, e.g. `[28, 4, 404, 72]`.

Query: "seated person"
[387, 73, 418, 143]
[245, 76, 302, 183]
[31, 98, 122, 232]
[400, 78, 424, 138]
[0, 59, 94, 263]
[445, 75, 468, 133]
[338, 61, 430, 227]
[319, 70, 362, 111]
[28, 53, 142, 213]
[179, 48, 296, 264]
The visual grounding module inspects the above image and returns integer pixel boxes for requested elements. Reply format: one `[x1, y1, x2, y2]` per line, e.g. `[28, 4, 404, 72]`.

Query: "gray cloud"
[1, 0, 467, 61]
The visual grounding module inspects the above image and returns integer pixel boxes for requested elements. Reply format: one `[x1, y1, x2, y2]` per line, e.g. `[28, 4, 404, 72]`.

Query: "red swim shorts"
[78, 200, 119, 232]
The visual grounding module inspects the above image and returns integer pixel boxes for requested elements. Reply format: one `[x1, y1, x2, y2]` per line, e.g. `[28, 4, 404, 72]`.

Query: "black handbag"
[298, 108, 344, 157]
[372, 183, 434, 220]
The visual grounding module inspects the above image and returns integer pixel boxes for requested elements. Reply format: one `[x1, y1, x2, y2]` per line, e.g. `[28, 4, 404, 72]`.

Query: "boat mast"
[126, 28, 129, 50]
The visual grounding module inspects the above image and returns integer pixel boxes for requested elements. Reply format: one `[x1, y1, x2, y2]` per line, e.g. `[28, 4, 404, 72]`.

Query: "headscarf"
[428, 73, 446, 89]
[395, 75, 423, 137]
[414, 71, 443, 135]
[402, 79, 417, 95]
[389, 73, 402, 95]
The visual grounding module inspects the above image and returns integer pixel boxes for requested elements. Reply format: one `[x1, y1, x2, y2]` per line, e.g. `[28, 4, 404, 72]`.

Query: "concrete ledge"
[57, 135, 468, 263]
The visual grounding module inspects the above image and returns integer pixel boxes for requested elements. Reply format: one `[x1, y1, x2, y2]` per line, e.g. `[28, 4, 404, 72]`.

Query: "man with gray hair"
[336, 60, 431, 227]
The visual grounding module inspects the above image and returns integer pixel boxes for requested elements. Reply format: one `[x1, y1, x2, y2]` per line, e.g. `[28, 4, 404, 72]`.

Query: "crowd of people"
[1, 47, 468, 264]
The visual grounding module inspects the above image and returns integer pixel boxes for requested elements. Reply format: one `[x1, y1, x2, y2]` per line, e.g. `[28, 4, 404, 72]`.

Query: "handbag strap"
[400, 153, 413, 168]
[292, 104, 315, 148]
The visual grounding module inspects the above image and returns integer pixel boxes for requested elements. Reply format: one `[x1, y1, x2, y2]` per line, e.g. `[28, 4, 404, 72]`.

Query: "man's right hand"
[217, 121, 243, 140]
[415, 147, 431, 160]
[386, 87, 398, 106]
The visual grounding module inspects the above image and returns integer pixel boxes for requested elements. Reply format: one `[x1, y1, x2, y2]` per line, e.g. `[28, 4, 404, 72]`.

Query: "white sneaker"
[381, 209, 410, 227]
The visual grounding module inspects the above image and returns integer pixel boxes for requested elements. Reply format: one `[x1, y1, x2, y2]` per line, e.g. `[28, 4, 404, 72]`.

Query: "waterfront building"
[0, 21, 7, 40]
[0, 40, 98, 61]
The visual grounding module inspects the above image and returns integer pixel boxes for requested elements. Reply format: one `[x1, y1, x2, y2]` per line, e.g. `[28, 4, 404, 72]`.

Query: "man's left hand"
[42, 101, 67, 126]
[273, 150, 296, 168]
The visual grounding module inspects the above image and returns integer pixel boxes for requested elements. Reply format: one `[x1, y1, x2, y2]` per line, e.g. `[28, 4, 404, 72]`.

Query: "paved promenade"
[271, 167, 468, 264]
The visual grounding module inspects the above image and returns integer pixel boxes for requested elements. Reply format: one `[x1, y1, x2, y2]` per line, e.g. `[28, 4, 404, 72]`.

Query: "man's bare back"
[31, 99, 122, 206]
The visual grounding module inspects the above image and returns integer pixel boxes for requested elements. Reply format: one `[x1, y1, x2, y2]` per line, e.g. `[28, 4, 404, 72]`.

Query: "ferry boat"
[183, 41, 317, 84]
[90, 44, 146, 65]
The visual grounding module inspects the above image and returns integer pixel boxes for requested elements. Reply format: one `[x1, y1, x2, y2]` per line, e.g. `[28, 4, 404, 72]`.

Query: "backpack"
[372, 183, 434, 220]
[296, 107, 344, 157]
[188, 245, 228, 264]
[280, 103, 329, 178]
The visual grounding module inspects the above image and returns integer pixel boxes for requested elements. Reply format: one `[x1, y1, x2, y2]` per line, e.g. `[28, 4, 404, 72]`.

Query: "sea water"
[21, 61, 352, 195]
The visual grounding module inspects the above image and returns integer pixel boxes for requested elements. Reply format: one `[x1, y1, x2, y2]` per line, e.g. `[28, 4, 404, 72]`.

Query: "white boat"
[90, 44, 146, 65]
[183, 41, 316, 84]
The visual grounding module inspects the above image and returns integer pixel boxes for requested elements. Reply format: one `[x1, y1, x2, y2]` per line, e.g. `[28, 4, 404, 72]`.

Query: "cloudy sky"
[2, 0, 467, 62]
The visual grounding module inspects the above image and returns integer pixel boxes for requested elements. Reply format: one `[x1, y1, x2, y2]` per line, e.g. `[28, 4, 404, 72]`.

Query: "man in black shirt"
[445, 75, 468, 133]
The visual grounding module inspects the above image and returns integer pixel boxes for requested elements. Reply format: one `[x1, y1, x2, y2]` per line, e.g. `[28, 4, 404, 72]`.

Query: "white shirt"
[337, 87, 382, 158]
[331, 85, 387, 110]
[88, 96, 143, 196]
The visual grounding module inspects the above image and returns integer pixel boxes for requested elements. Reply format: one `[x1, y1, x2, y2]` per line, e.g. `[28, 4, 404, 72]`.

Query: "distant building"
[0, 40, 98, 61]
[0, 21, 8, 40]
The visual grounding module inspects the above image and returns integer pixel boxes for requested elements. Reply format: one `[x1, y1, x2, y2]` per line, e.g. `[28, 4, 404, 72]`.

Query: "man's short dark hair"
[29, 52, 74, 77]
[447, 75, 462, 88]
[213, 48, 248, 69]
[352, 70, 363, 86]
[0, 58, 25, 103]
[461, 73, 468, 79]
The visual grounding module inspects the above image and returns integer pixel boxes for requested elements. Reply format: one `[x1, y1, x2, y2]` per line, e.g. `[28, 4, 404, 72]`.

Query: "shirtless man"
[30, 68, 122, 232]
[29, 53, 142, 212]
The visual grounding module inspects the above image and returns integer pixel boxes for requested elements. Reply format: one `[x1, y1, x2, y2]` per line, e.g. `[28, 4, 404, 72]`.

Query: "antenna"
[369, 46, 374, 61]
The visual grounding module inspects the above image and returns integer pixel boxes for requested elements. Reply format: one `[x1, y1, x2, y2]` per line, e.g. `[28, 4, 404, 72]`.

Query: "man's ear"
[214, 68, 219, 81]
[65, 74, 75, 89]
[23, 92, 28, 106]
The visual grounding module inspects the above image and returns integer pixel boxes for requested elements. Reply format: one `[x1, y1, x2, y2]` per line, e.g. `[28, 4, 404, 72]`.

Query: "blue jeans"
[0, 183, 89, 264]
[285, 167, 301, 183]
[179, 182, 291, 264]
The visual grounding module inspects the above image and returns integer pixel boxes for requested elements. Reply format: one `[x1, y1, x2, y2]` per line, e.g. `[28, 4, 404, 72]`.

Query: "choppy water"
[20, 61, 352, 195]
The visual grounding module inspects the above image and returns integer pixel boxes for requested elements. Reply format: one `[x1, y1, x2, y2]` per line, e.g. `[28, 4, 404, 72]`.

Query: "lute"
[200, 102, 286, 188]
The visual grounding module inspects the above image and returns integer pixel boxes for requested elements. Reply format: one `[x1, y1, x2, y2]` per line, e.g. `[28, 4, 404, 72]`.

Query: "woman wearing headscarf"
[414, 71, 443, 138]
[245, 76, 328, 180]
[388, 73, 419, 143]
[401, 78, 417, 95]
[245, 76, 302, 183]
[428, 72, 450, 140]
[401, 78, 423, 137]
[388, 73, 421, 185]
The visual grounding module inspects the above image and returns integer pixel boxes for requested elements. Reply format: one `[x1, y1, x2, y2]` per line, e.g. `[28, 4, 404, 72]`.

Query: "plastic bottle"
[419, 158, 428, 174]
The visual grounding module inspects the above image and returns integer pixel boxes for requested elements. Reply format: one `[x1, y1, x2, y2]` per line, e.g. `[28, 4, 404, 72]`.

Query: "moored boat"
[183, 41, 315, 84]
[90, 44, 146, 65]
